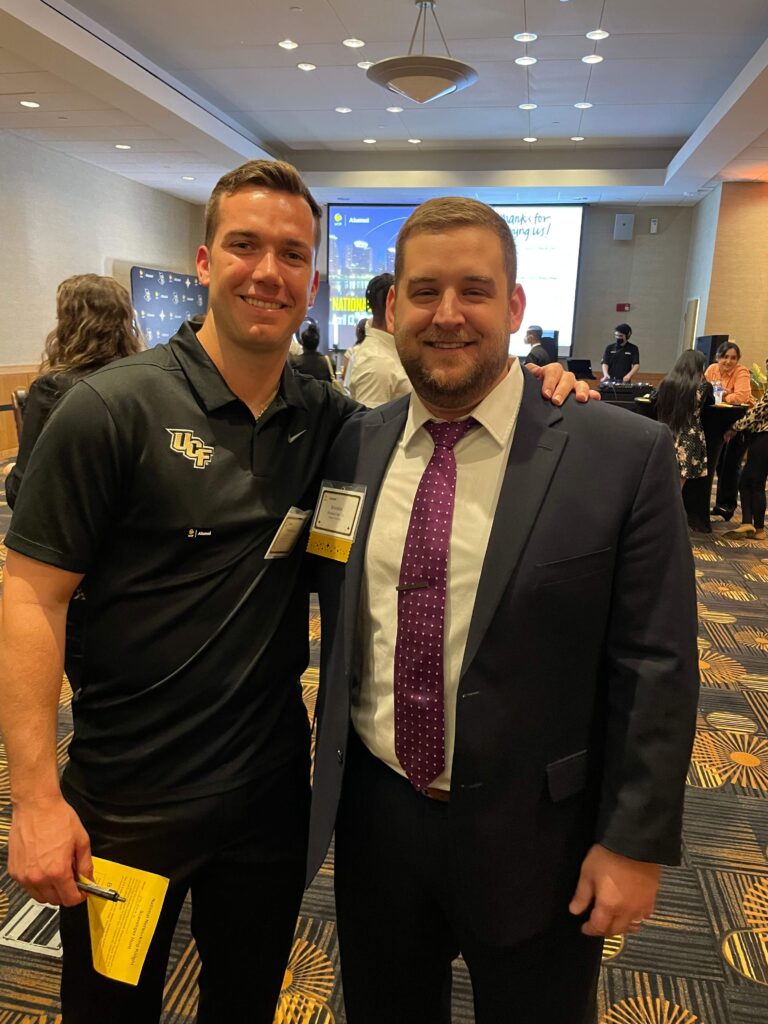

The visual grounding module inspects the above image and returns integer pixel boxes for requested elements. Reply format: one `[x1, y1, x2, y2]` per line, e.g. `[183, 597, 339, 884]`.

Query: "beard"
[396, 330, 510, 411]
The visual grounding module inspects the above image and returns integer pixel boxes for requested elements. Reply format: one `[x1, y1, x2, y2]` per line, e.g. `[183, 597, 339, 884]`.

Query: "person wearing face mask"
[705, 342, 753, 520]
[601, 324, 639, 383]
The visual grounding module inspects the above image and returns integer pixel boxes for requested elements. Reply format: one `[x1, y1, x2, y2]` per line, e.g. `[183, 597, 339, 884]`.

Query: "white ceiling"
[1, 0, 767, 207]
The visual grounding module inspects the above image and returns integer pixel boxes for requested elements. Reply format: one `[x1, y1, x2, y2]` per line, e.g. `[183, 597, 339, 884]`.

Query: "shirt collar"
[403, 357, 524, 449]
[169, 321, 307, 414]
[363, 324, 398, 352]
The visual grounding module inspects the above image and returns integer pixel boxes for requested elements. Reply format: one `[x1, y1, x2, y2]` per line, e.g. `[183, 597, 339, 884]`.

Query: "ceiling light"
[343, 38, 365, 48]
[570, 136, 585, 141]
[357, 60, 374, 70]
[582, 54, 603, 64]
[366, 1, 478, 105]
[278, 39, 299, 49]
[387, 106, 404, 112]
[335, 106, 352, 113]
[519, 102, 537, 110]
[408, 138, 422, 144]
[115, 144, 132, 150]
[574, 101, 593, 109]
[182, 175, 196, 180]
[586, 30, 610, 41]
[523, 136, 538, 143]
[20, 99, 40, 108]
[515, 55, 537, 66]
[363, 138, 377, 144]
[297, 62, 316, 71]
[514, 32, 537, 42]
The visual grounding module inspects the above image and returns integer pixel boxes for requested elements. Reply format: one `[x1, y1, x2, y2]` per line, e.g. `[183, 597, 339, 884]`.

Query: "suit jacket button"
[337, 748, 344, 765]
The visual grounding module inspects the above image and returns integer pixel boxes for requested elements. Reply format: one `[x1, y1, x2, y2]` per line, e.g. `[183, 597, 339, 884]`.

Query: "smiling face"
[388, 226, 525, 418]
[196, 187, 319, 358]
[717, 346, 740, 376]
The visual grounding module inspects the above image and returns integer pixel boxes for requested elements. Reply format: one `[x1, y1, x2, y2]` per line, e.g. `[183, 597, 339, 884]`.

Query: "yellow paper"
[84, 856, 169, 986]
[306, 530, 353, 562]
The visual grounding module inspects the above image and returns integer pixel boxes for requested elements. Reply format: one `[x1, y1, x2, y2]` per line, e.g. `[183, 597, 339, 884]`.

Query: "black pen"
[77, 881, 126, 903]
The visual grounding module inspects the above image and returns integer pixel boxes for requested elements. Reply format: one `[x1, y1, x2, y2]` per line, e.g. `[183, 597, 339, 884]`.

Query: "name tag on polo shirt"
[264, 507, 314, 559]
[306, 481, 367, 563]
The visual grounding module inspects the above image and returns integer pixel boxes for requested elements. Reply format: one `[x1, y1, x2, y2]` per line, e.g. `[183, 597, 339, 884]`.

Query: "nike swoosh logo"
[288, 430, 307, 444]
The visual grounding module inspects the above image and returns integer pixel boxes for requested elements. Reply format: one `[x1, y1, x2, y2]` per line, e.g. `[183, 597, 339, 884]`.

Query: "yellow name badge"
[306, 481, 367, 563]
[84, 857, 169, 987]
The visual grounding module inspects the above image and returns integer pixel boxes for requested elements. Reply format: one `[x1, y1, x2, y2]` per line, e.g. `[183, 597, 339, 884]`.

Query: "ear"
[508, 283, 526, 334]
[196, 245, 211, 286]
[385, 284, 396, 333]
[308, 269, 319, 308]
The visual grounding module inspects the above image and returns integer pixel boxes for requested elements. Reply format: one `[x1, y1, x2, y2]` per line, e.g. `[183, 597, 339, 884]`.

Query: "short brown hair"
[43, 274, 144, 374]
[204, 159, 322, 250]
[395, 197, 517, 290]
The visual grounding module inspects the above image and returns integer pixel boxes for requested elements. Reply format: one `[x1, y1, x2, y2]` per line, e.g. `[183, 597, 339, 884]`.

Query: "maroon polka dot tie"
[394, 418, 478, 790]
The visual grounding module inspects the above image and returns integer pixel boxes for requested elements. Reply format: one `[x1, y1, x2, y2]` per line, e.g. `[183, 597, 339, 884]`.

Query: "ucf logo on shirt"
[166, 428, 214, 469]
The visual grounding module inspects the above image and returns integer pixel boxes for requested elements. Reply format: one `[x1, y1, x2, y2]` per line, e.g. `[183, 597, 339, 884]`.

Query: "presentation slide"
[130, 266, 208, 348]
[328, 204, 584, 356]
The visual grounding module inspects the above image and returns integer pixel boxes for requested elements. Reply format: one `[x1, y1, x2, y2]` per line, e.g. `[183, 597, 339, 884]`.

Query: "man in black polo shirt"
[0, 161, 590, 1023]
[601, 323, 640, 382]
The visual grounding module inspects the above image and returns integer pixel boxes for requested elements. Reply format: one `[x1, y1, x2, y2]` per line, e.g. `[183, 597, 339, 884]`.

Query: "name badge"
[264, 507, 313, 559]
[306, 481, 367, 563]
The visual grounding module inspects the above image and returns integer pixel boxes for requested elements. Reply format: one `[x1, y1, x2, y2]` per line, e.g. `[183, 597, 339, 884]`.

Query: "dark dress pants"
[739, 432, 768, 529]
[334, 732, 603, 1024]
[714, 430, 748, 515]
[59, 755, 309, 1024]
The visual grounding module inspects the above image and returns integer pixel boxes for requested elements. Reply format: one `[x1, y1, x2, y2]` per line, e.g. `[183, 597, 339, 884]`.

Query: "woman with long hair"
[5, 274, 143, 506]
[656, 349, 713, 487]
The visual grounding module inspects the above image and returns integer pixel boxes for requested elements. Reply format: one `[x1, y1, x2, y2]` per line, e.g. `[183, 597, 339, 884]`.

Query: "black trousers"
[739, 432, 768, 529]
[59, 756, 309, 1024]
[334, 732, 603, 1024]
[714, 430, 748, 514]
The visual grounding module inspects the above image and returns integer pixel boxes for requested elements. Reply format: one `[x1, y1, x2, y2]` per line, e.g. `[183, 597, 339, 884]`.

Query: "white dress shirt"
[348, 325, 412, 407]
[352, 360, 524, 790]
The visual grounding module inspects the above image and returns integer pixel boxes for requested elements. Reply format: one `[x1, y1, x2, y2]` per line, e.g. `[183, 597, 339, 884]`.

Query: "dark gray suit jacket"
[307, 371, 699, 945]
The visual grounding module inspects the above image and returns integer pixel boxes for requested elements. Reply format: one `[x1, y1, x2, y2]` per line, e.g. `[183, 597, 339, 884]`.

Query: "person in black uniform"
[0, 160, 587, 1024]
[290, 320, 335, 383]
[523, 325, 552, 367]
[601, 323, 640, 382]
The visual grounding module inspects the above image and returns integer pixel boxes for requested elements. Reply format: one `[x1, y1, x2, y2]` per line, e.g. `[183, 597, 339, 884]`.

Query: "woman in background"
[704, 341, 752, 405]
[722, 389, 768, 541]
[290, 321, 335, 383]
[656, 349, 713, 488]
[4, 273, 143, 507]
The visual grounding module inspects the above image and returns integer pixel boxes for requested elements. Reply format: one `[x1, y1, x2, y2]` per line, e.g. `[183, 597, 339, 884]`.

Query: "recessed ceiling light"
[582, 54, 604, 64]
[19, 100, 40, 108]
[343, 38, 365, 48]
[357, 60, 374, 70]
[182, 175, 196, 180]
[586, 30, 610, 41]
[115, 144, 132, 150]
[408, 138, 422, 144]
[574, 101, 593, 109]
[515, 56, 537, 66]
[570, 136, 585, 141]
[289, 5, 303, 10]
[278, 39, 299, 49]
[514, 32, 538, 43]
[523, 136, 538, 143]
[335, 106, 352, 113]
[386, 106, 404, 113]
[362, 138, 377, 144]
[297, 62, 316, 71]
[519, 102, 537, 110]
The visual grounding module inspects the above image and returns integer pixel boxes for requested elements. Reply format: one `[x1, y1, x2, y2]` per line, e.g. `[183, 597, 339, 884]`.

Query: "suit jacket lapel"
[342, 397, 410, 671]
[459, 375, 568, 679]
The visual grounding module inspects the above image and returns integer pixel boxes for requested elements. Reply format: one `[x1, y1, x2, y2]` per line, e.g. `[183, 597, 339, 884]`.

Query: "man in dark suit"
[306, 198, 699, 1023]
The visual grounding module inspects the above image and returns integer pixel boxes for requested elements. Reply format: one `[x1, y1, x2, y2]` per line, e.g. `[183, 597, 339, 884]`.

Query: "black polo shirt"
[6, 323, 359, 804]
[602, 340, 640, 380]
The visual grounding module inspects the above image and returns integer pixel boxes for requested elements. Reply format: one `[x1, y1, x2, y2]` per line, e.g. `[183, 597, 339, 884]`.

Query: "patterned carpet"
[1, 477, 767, 1023]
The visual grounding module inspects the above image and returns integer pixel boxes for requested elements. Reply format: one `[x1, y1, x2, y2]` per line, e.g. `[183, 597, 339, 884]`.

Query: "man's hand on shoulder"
[568, 843, 660, 936]
[526, 362, 601, 404]
[9, 795, 92, 906]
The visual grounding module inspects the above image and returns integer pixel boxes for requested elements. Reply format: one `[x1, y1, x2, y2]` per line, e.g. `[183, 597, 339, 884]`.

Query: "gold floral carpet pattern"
[1, 479, 767, 1021]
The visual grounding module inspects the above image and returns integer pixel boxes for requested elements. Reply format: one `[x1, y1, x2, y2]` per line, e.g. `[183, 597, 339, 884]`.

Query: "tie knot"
[425, 417, 477, 450]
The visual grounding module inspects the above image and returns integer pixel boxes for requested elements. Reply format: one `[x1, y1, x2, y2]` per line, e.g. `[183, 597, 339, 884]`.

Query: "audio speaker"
[695, 334, 729, 366]
[613, 214, 635, 241]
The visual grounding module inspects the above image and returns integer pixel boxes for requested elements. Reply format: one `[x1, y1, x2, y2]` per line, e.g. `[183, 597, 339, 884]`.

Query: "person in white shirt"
[349, 273, 411, 407]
